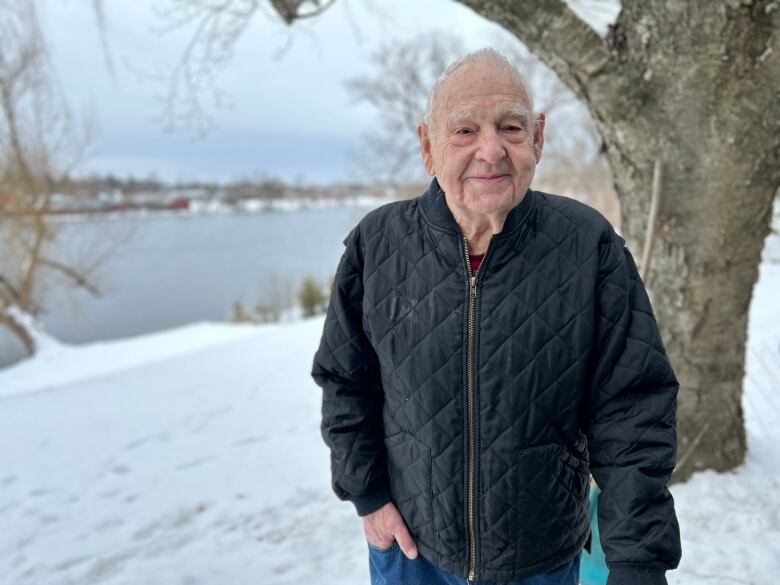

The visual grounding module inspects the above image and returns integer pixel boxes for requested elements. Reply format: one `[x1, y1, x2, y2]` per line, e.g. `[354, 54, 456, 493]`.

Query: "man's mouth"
[468, 174, 510, 183]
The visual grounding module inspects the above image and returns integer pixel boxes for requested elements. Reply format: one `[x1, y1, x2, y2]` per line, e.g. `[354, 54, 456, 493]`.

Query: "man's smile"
[467, 174, 510, 184]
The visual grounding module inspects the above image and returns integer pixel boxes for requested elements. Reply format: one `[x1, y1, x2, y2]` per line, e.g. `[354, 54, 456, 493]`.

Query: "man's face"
[418, 59, 545, 221]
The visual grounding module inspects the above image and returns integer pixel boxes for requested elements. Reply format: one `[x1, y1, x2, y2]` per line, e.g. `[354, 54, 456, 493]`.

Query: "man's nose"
[475, 128, 507, 165]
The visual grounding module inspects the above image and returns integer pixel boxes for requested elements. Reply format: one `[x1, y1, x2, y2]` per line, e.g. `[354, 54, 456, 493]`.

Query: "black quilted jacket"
[311, 178, 681, 584]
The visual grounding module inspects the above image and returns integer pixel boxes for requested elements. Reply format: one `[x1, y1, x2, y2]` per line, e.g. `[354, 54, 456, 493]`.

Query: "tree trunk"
[0, 303, 61, 357]
[0, 306, 35, 355]
[456, 0, 780, 481]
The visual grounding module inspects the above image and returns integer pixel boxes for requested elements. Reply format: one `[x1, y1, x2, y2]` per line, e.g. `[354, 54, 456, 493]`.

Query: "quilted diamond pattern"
[311, 178, 681, 582]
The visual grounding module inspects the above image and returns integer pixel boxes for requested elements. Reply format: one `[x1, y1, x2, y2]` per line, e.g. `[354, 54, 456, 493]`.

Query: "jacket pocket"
[384, 432, 433, 543]
[514, 443, 590, 567]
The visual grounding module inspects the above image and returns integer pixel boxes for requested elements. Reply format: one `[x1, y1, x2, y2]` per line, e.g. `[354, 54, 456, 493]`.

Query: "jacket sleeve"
[585, 229, 682, 585]
[310, 223, 392, 517]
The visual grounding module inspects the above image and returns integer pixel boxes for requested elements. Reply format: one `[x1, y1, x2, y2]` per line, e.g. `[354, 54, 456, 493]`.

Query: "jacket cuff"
[353, 481, 393, 517]
[607, 565, 667, 585]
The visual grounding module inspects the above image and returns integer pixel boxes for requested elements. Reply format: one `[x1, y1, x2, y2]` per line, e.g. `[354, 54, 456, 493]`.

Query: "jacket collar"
[420, 177, 535, 238]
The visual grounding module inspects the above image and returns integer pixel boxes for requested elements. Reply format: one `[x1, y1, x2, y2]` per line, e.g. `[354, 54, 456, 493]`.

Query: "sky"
[41, 0, 619, 185]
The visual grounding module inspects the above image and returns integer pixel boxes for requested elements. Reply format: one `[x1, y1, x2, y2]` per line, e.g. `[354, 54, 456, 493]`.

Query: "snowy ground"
[1, 248, 779, 584]
[0, 316, 373, 585]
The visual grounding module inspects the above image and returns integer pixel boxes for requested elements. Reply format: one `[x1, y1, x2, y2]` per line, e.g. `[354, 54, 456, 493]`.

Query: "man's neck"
[450, 211, 507, 256]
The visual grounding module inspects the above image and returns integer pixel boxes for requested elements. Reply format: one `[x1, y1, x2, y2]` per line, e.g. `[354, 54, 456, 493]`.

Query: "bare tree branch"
[150, 0, 338, 136]
[37, 257, 102, 297]
[343, 32, 464, 184]
[0, 274, 22, 305]
[0, 306, 34, 353]
[151, 1, 260, 136]
[453, 0, 613, 100]
[92, 0, 116, 80]
[0, 1, 102, 355]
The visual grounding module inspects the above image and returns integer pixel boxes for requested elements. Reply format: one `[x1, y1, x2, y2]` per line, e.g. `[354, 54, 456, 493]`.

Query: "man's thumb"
[394, 524, 419, 560]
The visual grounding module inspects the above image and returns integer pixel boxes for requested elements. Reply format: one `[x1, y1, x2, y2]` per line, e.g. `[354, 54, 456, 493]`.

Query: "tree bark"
[456, 0, 780, 482]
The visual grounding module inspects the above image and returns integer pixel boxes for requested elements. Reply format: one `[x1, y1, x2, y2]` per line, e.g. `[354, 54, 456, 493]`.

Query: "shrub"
[299, 275, 328, 317]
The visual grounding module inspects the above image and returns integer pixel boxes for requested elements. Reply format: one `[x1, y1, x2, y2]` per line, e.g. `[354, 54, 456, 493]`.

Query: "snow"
[1, 318, 368, 584]
[0, 322, 262, 400]
[1, 243, 779, 584]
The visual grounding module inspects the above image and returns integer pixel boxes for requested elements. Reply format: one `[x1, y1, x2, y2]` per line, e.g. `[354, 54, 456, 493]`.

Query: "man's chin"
[464, 183, 514, 203]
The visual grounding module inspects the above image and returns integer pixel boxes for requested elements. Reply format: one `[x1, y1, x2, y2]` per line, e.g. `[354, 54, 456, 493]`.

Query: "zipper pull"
[469, 275, 477, 299]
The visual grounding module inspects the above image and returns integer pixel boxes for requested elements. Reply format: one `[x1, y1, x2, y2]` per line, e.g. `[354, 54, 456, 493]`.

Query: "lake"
[0, 202, 385, 368]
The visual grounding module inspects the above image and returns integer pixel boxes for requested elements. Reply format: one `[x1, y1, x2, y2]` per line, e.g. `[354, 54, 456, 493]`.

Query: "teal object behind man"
[580, 484, 608, 585]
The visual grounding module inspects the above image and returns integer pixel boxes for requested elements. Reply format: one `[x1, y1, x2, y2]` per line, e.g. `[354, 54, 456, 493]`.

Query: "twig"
[675, 418, 711, 471]
[640, 158, 662, 280]
[0, 275, 23, 304]
[38, 257, 102, 297]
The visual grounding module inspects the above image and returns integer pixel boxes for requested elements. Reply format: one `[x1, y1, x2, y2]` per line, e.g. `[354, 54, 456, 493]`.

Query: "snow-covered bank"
[1, 262, 778, 584]
[0, 322, 262, 400]
[1, 317, 369, 584]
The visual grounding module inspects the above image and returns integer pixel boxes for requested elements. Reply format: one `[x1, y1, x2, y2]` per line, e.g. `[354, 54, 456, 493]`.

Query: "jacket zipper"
[463, 235, 491, 583]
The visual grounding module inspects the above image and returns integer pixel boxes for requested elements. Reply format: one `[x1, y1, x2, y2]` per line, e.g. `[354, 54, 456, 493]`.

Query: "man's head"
[417, 48, 545, 222]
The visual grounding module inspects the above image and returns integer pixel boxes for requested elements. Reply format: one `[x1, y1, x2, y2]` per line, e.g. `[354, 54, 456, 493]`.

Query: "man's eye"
[502, 125, 523, 132]
[455, 128, 472, 135]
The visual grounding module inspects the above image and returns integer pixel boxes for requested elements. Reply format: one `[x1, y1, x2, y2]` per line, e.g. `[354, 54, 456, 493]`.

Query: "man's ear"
[532, 112, 545, 163]
[417, 122, 435, 176]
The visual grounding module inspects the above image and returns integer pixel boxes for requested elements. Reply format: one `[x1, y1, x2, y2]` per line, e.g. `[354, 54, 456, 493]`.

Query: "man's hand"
[362, 501, 419, 560]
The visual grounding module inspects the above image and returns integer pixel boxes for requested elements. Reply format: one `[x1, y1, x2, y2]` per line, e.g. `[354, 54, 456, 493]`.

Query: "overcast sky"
[42, 0, 618, 185]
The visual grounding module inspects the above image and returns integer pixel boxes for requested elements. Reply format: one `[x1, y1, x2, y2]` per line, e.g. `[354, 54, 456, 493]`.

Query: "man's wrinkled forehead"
[432, 60, 532, 120]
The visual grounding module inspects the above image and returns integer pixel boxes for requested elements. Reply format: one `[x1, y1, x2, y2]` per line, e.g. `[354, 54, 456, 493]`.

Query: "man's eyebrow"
[500, 107, 531, 123]
[447, 111, 475, 127]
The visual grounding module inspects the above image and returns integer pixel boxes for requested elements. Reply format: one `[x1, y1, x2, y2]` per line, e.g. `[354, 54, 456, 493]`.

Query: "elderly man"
[311, 48, 681, 585]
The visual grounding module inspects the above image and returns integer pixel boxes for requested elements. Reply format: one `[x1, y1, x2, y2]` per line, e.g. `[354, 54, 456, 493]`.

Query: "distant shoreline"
[30, 195, 395, 223]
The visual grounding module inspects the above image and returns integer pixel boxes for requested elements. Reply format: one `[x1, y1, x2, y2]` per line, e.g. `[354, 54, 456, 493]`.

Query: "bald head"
[424, 48, 535, 139]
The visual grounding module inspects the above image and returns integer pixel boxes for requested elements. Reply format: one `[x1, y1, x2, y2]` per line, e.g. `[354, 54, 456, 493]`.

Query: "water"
[0, 204, 381, 367]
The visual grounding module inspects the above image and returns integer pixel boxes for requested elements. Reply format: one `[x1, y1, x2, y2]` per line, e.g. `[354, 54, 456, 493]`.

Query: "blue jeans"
[368, 540, 581, 585]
